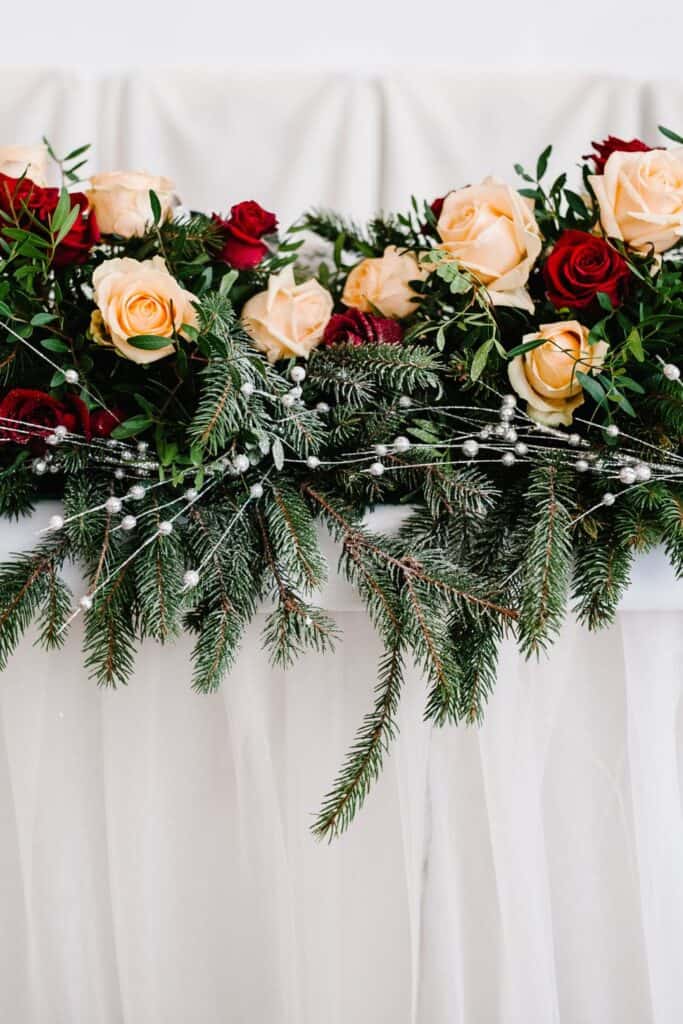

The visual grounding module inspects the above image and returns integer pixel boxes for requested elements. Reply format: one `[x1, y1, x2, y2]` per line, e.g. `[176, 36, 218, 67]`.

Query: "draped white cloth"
[1, 70, 683, 1023]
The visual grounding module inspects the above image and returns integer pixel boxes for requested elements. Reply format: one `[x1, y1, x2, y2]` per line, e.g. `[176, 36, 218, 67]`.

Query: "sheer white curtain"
[0, 70, 682, 1023]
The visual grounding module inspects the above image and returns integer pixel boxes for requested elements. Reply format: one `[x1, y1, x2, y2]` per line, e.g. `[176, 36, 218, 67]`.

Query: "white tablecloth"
[0, 506, 681, 1024]
[2, 68, 683, 1023]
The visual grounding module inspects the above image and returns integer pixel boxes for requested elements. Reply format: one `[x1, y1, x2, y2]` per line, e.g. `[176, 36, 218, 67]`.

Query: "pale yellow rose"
[91, 256, 198, 364]
[242, 266, 333, 362]
[590, 148, 683, 253]
[437, 177, 542, 312]
[0, 144, 48, 186]
[87, 171, 177, 238]
[508, 320, 608, 427]
[341, 245, 427, 319]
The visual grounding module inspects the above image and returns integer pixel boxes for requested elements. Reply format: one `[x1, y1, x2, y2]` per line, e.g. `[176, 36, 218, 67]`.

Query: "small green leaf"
[506, 337, 546, 358]
[658, 125, 683, 145]
[52, 203, 80, 247]
[575, 370, 607, 407]
[31, 312, 58, 327]
[625, 327, 644, 362]
[596, 291, 614, 313]
[111, 415, 153, 440]
[149, 189, 162, 226]
[40, 337, 69, 354]
[536, 145, 552, 180]
[127, 334, 174, 351]
[218, 270, 238, 296]
[470, 338, 493, 381]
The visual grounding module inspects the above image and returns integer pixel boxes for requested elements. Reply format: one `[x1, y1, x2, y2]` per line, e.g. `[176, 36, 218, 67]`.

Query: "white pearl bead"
[128, 484, 146, 500]
[136, 441, 148, 454]
[316, 402, 330, 414]
[48, 514, 64, 531]
[64, 369, 79, 385]
[635, 464, 652, 482]
[121, 450, 134, 462]
[158, 521, 173, 536]
[514, 442, 529, 456]
[568, 433, 581, 447]
[663, 363, 681, 381]
[32, 459, 47, 475]
[232, 454, 250, 474]
[114, 468, 125, 480]
[602, 492, 616, 506]
[393, 436, 411, 453]
[501, 452, 516, 467]
[478, 428, 491, 440]
[619, 467, 637, 485]
[281, 393, 296, 408]
[79, 595, 93, 611]
[462, 439, 480, 458]
[54, 425, 68, 438]
[398, 396, 412, 409]
[121, 515, 137, 531]
[290, 366, 307, 383]
[374, 444, 388, 457]
[184, 488, 198, 501]
[306, 455, 321, 469]
[369, 461, 385, 477]
[240, 381, 255, 397]
[289, 386, 303, 400]
[501, 394, 517, 408]
[46, 434, 59, 446]
[605, 424, 620, 438]
[250, 483, 264, 499]
[183, 569, 200, 590]
[505, 428, 518, 443]
[575, 459, 589, 473]
[499, 407, 514, 422]
[105, 496, 122, 514]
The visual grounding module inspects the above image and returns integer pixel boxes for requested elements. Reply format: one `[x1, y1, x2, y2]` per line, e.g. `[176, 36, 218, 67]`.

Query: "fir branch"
[312, 636, 405, 841]
[518, 461, 574, 656]
[572, 530, 634, 630]
[0, 535, 70, 669]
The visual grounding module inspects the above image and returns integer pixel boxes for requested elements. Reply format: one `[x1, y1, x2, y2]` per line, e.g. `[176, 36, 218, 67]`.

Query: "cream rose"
[341, 245, 427, 319]
[0, 144, 48, 186]
[590, 148, 683, 253]
[508, 320, 608, 427]
[87, 171, 177, 238]
[241, 266, 333, 362]
[91, 256, 198, 364]
[436, 178, 542, 312]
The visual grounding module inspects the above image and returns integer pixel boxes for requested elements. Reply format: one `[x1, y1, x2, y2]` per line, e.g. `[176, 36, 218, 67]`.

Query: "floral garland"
[0, 132, 681, 837]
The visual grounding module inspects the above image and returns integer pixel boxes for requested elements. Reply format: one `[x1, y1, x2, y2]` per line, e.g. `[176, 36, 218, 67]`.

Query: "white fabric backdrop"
[1, 70, 683, 1023]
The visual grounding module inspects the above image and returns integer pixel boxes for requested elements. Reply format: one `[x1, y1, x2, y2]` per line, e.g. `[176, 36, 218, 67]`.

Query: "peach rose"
[437, 177, 542, 312]
[0, 144, 48, 186]
[87, 171, 177, 238]
[589, 148, 683, 253]
[508, 320, 609, 426]
[242, 266, 333, 362]
[341, 245, 427, 319]
[91, 256, 198, 364]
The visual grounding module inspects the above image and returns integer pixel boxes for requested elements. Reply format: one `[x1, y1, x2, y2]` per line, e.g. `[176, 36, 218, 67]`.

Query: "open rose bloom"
[341, 246, 427, 319]
[242, 267, 333, 362]
[437, 177, 542, 312]
[91, 256, 198, 364]
[0, 144, 49, 186]
[88, 171, 177, 238]
[590, 147, 683, 252]
[508, 321, 609, 426]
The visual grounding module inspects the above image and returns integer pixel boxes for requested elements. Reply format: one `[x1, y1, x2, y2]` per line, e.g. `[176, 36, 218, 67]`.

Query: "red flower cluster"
[585, 136, 652, 174]
[0, 389, 122, 445]
[212, 200, 277, 270]
[323, 308, 404, 347]
[0, 174, 100, 267]
[544, 230, 630, 310]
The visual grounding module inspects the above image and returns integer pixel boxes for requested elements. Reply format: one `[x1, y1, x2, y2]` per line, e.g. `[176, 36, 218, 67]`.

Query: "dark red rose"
[323, 308, 404, 347]
[212, 200, 278, 270]
[544, 230, 630, 310]
[0, 388, 91, 444]
[430, 195, 446, 220]
[0, 175, 99, 267]
[91, 407, 124, 438]
[584, 136, 653, 174]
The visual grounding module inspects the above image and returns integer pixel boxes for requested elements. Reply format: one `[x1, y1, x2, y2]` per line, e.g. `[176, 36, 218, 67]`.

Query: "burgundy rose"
[0, 388, 91, 444]
[584, 136, 653, 174]
[543, 230, 630, 310]
[91, 408, 124, 438]
[323, 308, 404, 347]
[212, 200, 278, 270]
[430, 195, 446, 220]
[0, 174, 99, 267]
